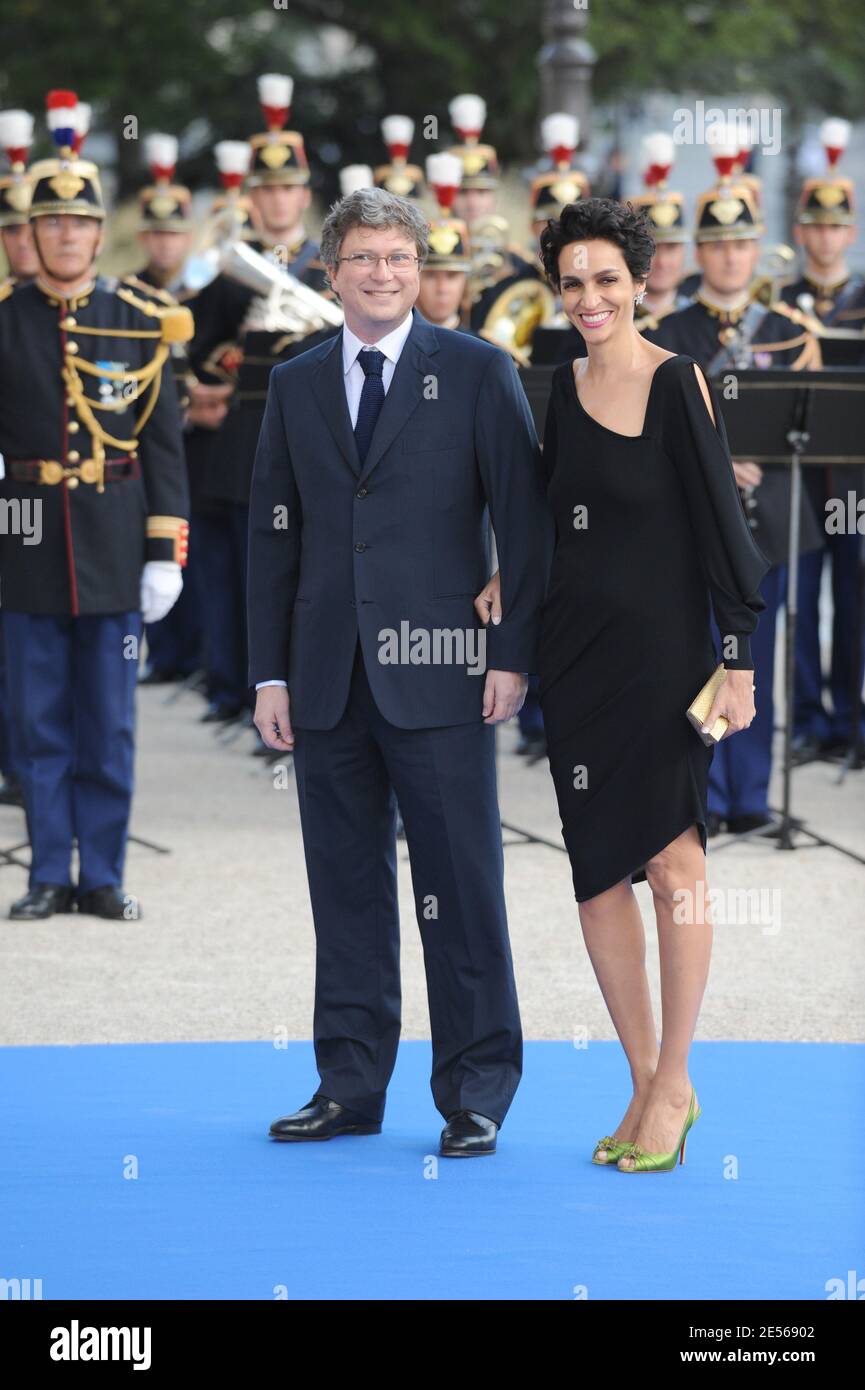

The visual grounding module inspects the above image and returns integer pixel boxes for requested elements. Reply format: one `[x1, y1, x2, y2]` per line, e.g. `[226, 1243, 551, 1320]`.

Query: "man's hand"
[187, 381, 233, 430]
[254, 685, 295, 752]
[140, 560, 183, 624]
[482, 670, 528, 724]
[474, 569, 502, 626]
[732, 461, 763, 490]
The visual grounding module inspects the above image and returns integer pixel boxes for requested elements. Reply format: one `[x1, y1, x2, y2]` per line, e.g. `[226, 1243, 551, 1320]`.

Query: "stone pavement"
[2, 649, 862, 1049]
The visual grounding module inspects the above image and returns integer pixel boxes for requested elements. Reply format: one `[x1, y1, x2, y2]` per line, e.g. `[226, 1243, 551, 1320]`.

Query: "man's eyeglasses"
[335, 252, 420, 271]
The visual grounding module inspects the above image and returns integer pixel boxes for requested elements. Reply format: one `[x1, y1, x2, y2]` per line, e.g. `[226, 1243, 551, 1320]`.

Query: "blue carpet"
[1, 1040, 861, 1300]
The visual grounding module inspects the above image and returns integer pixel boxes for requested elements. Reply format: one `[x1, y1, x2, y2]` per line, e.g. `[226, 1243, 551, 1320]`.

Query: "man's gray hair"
[320, 186, 429, 271]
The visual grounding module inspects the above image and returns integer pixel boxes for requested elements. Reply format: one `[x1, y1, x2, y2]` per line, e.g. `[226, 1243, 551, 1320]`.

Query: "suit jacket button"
[354, 542, 366, 552]
[356, 487, 368, 498]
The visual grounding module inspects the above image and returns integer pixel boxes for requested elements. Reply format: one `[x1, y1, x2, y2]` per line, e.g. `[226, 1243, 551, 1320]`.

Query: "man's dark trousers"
[291, 634, 522, 1128]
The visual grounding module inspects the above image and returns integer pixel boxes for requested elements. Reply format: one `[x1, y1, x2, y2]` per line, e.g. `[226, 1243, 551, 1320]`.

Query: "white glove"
[140, 560, 183, 624]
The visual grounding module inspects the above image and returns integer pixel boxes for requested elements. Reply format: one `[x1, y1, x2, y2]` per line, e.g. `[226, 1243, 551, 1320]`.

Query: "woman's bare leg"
[578, 877, 660, 1150]
[619, 824, 711, 1165]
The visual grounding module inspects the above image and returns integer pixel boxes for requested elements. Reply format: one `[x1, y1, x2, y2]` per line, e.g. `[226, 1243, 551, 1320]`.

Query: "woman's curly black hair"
[539, 197, 656, 290]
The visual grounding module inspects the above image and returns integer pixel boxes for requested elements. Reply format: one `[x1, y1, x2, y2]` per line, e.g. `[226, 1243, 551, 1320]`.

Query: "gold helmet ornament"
[424, 153, 471, 271]
[448, 94, 499, 190]
[28, 90, 104, 220]
[374, 116, 424, 198]
[797, 118, 855, 225]
[631, 132, 688, 243]
[530, 113, 590, 220]
[138, 134, 193, 232]
[693, 122, 764, 242]
[0, 108, 34, 227]
[247, 73, 310, 187]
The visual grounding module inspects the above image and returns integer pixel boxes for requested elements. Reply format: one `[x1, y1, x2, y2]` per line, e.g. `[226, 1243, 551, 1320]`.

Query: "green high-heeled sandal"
[616, 1089, 701, 1173]
[591, 1134, 631, 1165]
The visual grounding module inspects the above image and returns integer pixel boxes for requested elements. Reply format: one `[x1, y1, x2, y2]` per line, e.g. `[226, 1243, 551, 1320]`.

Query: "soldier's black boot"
[10, 884, 75, 920]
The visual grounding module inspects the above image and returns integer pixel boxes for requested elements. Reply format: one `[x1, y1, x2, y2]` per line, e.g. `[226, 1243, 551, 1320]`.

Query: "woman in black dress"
[477, 199, 770, 1171]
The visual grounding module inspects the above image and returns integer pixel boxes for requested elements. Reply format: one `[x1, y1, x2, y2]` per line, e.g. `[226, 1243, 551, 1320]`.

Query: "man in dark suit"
[247, 187, 553, 1156]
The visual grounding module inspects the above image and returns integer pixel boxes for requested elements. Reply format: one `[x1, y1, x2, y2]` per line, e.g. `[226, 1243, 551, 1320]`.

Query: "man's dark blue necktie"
[354, 348, 385, 464]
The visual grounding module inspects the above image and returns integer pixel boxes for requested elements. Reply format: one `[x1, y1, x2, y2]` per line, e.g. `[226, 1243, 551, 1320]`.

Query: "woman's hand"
[474, 569, 502, 626]
[703, 668, 756, 740]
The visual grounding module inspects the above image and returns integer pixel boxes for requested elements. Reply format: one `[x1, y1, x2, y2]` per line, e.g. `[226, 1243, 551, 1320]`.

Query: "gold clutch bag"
[686, 663, 728, 746]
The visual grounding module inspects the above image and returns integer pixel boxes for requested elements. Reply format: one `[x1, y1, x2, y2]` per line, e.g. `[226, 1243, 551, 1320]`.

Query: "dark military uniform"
[0, 274, 189, 896]
[651, 159, 824, 827]
[182, 88, 341, 716]
[0, 113, 35, 803]
[778, 137, 865, 749]
[120, 147, 208, 687]
[654, 292, 822, 822]
[123, 267, 208, 684]
[187, 234, 338, 715]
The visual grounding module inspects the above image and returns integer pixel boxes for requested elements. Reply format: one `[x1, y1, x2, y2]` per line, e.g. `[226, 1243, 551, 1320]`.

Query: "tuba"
[478, 277, 557, 366]
[218, 238, 344, 334]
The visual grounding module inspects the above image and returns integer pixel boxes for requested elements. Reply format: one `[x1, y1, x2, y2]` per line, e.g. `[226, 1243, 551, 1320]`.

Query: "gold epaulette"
[0, 276, 16, 304]
[116, 284, 194, 345]
[636, 313, 660, 334]
[121, 273, 177, 307]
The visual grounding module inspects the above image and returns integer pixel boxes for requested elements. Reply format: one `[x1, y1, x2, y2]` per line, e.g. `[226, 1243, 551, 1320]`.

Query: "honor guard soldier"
[0, 90, 191, 921]
[417, 154, 473, 331]
[374, 116, 424, 199]
[188, 75, 340, 724]
[447, 94, 545, 336]
[123, 134, 207, 687]
[528, 114, 590, 253]
[0, 109, 38, 810]
[513, 114, 591, 745]
[654, 127, 822, 837]
[779, 117, 865, 759]
[630, 133, 694, 339]
[528, 114, 593, 366]
[125, 134, 195, 303]
[0, 109, 38, 283]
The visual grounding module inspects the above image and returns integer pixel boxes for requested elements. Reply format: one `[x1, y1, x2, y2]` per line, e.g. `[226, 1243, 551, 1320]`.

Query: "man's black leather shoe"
[791, 733, 822, 765]
[439, 1109, 498, 1156]
[77, 886, 141, 919]
[9, 884, 74, 920]
[269, 1094, 382, 1141]
[138, 666, 180, 686]
[201, 703, 245, 724]
[726, 812, 781, 837]
[0, 774, 24, 807]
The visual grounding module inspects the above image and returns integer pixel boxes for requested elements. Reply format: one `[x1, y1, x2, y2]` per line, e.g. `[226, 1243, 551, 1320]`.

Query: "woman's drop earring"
[634, 291, 646, 305]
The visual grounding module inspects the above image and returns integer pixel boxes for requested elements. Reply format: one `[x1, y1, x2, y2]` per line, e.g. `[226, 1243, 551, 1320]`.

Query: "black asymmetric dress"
[536, 353, 771, 903]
